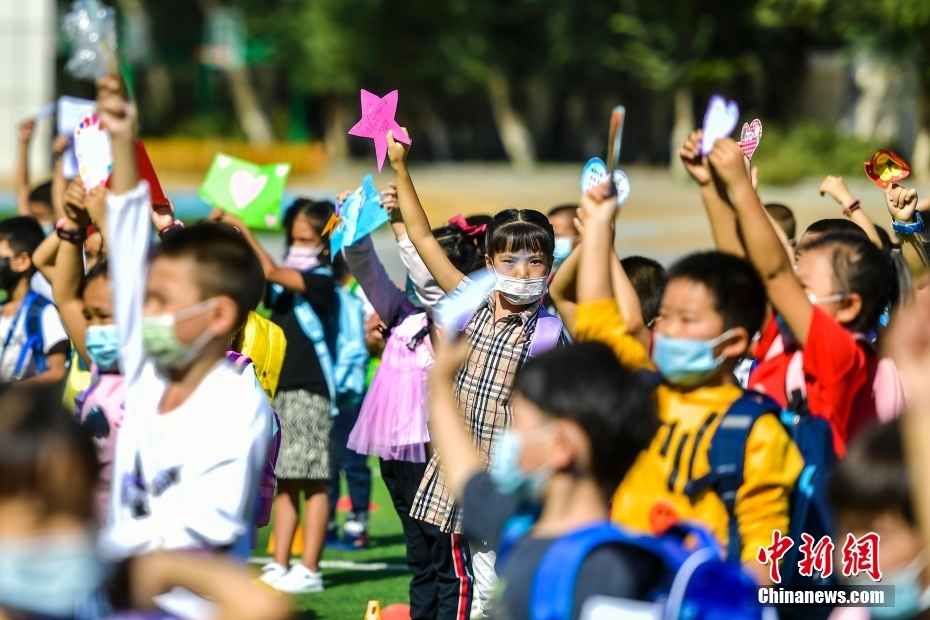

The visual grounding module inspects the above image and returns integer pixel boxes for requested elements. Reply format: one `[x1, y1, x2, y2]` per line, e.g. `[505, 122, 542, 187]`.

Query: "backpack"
[226, 351, 281, 529]
[498, 519, 773, 620]
[274, 267, 371, 416]
[230, 311, 287, 400]
[1, 290, 59, 379]
[682, 389, 836, 619]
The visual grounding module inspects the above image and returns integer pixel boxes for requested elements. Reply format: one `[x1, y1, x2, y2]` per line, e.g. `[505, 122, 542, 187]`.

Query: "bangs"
[488, 220, 553, 258]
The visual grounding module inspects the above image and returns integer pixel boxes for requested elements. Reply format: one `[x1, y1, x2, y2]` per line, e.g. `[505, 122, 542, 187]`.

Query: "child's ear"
[484, 254, 494, 271]
[552, 420, 588, 472]
[720, 327, 751, 360]
[210, 296, 240, 338]
[835, 293, 863, 327]
[13, 252, 33, 274]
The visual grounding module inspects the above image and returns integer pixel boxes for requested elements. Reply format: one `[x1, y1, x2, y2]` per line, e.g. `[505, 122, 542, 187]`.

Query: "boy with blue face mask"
[92, 78, 272, 585]
[574, 182, 804, 585]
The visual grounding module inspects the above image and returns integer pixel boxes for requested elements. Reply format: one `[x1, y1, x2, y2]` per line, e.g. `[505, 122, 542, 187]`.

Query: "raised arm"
[884, 184, 930, 283]
[709, 138, 812, 345]
[387, 130, 465, 293]
[53, 179, 94, 365]
[15, 118, 35, 216]
[577, 184, 619, 305]
[680, 129, 746, 257]
[427, 339, 484, 499]
[51, 134, 70, 220]
[342, 234, 407, 325]
[32, 228, 59, 285]
[820, 175, 883, 249]
[549, 245, 580, 335]
[98, 78, 149, 386]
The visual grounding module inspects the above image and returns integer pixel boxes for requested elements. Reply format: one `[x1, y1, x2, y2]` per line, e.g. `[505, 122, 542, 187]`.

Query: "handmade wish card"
[200, 153, 290, 230]
[328, 174, 388, 255]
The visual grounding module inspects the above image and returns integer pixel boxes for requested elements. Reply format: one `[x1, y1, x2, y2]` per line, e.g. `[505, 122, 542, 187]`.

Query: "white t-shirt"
[30, 272, 53, 300]
[100, 182, 272, 563]
[0, 295, 68, 381]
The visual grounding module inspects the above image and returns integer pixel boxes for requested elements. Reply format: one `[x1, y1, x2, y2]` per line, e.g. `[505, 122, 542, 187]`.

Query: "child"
[216, 198, 340, 594]
[829, 418, 928, 620]
[386, 129, 566, 618]
[0, 215, 69, 384]
[95, 84, 272, 574]
[427, 339, 662, 620]
[703, 137, 899, 452]
[0, 383, 291, 620]
[619, 255, 666, 327]
[573, 182, 803, 583]
[547, 204, 580, 269]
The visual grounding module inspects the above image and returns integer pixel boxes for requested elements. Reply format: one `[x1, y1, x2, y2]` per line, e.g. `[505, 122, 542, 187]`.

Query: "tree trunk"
[323, 95, 349, 162]
[420, 103, 453, 161]
[486, 66, 535, 167]
[670, 85, 693, 178]
[198, 0, 274, 145]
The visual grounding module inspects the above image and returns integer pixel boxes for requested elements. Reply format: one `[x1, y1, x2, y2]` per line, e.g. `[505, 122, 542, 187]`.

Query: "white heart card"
[229, 171, 268, 210]
[700, 95, 740, 156]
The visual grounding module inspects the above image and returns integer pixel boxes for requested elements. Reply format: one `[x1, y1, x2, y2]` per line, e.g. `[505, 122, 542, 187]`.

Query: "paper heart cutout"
[864, 149, 910, 189]
[614, 171, 631, 207]
[229, 171, 268, 210]
[264, 214, 279, 228]
[216, 155, 231, 168]
[581, 158, 608, 193]
[74, 113, 112, 189]
[275, 164, 289, 178]
[739, 119, 762, 160]
[701, 95, 740, 155]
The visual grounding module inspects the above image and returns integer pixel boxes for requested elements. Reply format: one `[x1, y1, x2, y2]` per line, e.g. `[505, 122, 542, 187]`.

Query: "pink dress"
[348, 312, 433, 462]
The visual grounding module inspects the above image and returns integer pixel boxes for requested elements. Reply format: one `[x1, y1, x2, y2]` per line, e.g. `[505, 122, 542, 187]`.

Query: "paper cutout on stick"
[347, 90, 410, 172]
[134, 142, 167, 206]
[199, 153, 290, 230]
[329, 175, 388, 255]
[63, 0, 119, 81]
[864, 149, 910, 189]
[73, 112, 112, 189]
[580, 158, 631, 207]
[701, 95, 740, 155]
[739, 119, 762, 160]
[59, 97, 97, 179]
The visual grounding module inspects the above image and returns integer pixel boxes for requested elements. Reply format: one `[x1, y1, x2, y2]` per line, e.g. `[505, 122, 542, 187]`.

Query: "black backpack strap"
[683, 390, 781, 562]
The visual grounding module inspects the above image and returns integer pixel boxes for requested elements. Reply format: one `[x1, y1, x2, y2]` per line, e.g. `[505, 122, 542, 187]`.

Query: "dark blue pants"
[329, 405, 372, 517]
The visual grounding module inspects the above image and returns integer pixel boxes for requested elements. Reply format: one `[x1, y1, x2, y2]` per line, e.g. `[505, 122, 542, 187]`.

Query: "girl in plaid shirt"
[386, 130, 566, 619]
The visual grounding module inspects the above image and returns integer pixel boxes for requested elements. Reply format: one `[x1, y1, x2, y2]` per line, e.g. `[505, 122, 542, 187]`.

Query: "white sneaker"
[273, 564, 324, 594]
[259, 562, 289, 586]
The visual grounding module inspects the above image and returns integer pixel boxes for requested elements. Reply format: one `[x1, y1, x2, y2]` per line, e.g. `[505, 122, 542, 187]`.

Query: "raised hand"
[381, 182, 399, 212]
[52, 134, 70, 159]
[63, 178, 89, 226]
[579, 181, 619, 229]
[707, 138, 751, 188]
[679, 129, 712, 187]
[85, 185, 107, 227]
[885, 183, 919, 224]
[151, 197, 176, 232]
[387, 129, 411, 170]
[820, 175, 857, 210]
[17, 118, 35, 143]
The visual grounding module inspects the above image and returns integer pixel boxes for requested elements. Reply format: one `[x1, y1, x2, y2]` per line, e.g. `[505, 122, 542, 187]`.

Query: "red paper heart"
[739, 119, 762, 160]
[863, 149, 910, 189]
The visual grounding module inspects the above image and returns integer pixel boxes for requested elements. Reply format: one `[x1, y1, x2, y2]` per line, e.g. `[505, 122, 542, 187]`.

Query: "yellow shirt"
[577, 299, 803, 562]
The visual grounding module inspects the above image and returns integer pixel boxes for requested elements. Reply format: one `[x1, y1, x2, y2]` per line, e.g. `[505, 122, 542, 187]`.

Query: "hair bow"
[448, 214, 487, 238]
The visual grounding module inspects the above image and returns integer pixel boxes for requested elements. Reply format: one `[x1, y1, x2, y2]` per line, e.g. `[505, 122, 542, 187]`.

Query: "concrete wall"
[0, 0, 55, 184]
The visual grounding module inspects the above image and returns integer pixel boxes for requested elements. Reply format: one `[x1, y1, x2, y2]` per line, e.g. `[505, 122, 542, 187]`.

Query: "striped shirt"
[411, 295, 566, 533]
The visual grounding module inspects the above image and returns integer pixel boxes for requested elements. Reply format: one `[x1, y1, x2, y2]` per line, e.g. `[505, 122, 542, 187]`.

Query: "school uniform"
[0, 289, 68, 382]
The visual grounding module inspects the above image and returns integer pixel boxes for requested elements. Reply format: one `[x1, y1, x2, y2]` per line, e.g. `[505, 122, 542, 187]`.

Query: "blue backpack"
[498, 519, 773, 620]
[1, 290, 58, 379]
[274, 267, 370, 416]
[682, 389, 836, 605]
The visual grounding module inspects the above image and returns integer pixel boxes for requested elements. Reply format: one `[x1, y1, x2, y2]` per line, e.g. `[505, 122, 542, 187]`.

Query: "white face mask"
[494, 271, 548, 306]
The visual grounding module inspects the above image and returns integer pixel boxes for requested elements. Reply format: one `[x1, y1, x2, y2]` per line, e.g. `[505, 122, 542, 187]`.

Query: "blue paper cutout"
[330, 174, 388, 255]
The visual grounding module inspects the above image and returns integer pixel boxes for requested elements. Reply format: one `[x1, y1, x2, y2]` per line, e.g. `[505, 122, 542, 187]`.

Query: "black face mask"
[0, 257, 24, 292]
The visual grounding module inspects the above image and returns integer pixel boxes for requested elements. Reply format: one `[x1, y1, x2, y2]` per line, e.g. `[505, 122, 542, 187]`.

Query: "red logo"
[797, 534, 834, 579]
[757, 530, 795, 584]
[842, 533, 882, 582]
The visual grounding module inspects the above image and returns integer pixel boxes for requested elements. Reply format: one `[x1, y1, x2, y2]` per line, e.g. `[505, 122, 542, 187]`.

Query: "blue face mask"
[490, 428, 552, 500]
[651, 330, 735, 387]
[848, 553, 929, 619]
[0, 532, 104, 617]
[552, 237, 574, 269]
[85, 324, 120, 372]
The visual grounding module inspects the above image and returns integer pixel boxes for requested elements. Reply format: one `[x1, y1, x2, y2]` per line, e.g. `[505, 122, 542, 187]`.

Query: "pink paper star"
[347, 90, 411, 172]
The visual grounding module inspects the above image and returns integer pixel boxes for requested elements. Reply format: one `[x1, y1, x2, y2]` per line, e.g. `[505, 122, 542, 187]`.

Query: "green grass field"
[255, 461, 412, 619]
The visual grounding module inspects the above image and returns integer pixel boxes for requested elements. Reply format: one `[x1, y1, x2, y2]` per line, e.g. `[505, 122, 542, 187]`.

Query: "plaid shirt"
[410, 296, 567, 533]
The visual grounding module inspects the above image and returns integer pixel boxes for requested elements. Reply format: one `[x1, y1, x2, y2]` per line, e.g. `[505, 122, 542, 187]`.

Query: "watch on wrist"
[892, 211, 924, 235]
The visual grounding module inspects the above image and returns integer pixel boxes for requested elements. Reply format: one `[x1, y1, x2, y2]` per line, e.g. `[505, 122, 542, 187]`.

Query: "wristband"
[158, 219, 184, 236]
[892, 211, 924, 235]
[57, 225, 88, 243]
[842, 199, 861, 216]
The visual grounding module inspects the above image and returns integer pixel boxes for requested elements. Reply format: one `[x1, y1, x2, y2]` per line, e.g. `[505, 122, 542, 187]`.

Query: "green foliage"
[752, 122, 887, 184]
[174, 111, 247, 140]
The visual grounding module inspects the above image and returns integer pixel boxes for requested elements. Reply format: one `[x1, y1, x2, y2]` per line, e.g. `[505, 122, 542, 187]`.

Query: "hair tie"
[448, 214, 487, 238]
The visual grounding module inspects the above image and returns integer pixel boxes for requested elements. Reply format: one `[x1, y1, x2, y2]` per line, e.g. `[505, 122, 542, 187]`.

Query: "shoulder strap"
[15, 291, 50, 376]
[293, 294, 338, 415]
[529, 305, 563, 357]
[683, 390, 780, 562]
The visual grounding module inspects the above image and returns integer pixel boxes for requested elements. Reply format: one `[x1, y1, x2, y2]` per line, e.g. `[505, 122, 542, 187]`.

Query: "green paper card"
[199, 153, 290, 230]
